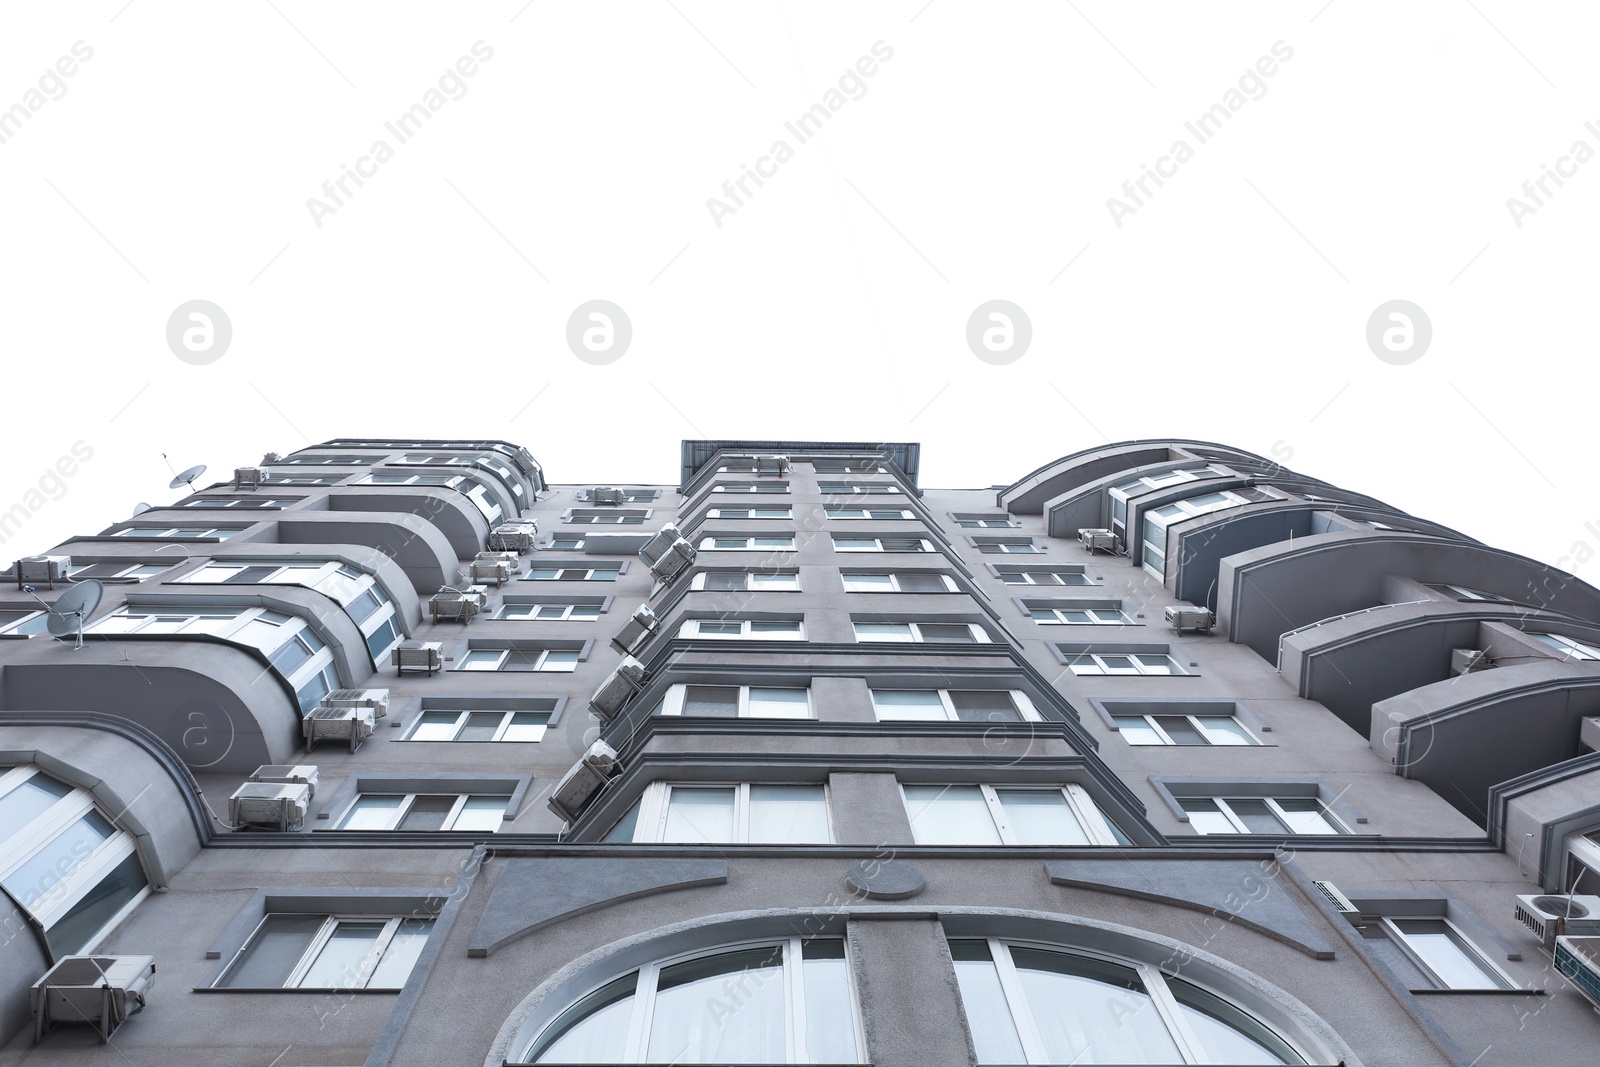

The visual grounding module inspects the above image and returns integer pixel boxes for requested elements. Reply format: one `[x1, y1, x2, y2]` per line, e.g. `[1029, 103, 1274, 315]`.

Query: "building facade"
[1, 436, 1598, 1066]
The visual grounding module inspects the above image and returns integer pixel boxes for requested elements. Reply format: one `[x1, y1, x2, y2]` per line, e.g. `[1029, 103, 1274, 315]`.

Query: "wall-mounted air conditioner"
[1555, 934, 1600, 1009]
[16, 555, 72, 587]
[1078, 528, 1118, 554]
[589, 486, 624, 505]
[547, 740, 620, 824]
[303, 705, 377, 753]
[648, 538, 696, 581]
[1514, 894, 1600, 948]
[229, 781, 311, 831]
[488, 521, 539, 553]
[469, 559, 512, 585]
[1164, 604, 1214, 635]
[394, 640, 444, 676]
[639, 525, 686, 567]
[430, 588, 484, 624]
[508, 445, 538, 477]
[612, 604, 660, 653]
[475, 550, 521, 574]
[756, 454, 791, 475]
[30, 955, 154, 1044]
[233, 467, 265, 490]
[1452, 648, 1492, 676]
[588, 656, 646, 721]
[248, 764, 319, 799]
[324, 688, 389, 719]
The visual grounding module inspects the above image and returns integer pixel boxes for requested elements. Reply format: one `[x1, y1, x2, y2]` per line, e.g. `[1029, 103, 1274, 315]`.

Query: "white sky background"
[1, 2, 1597, 584]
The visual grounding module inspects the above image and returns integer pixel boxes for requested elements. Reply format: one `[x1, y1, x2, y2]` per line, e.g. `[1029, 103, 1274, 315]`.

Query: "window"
[458, 646, 580, 672]
[712, 482, 789, 494]
[517, 937, 858, 1063]
[1061, 647, 1185, 676]
[975, 539, 1043, 554]
[652, 684, 812, 719]
[854, 621, 989, 643]
[818, 481, 899, 495]
[1028, 603, 1129, 625]
[566, 509, 649, 525]
[902, 784, 1122, 845]
[704, 507, 791, 520]
[811, 460, 886, 473]
[832, 536, 934, 553]
[996, 567, 1091, 586]
[1178, 796, 1346, 835]
[498, 600, 602, 621]
[337, 793, 506, 831]
[523, 565, 620, 581]
[64, 562, 171, 581]
[276, 454, 373, 465]
[1107, 464, 1227, 527]
[949, 938, 1303, 1065]
[604, 783, 830, 844]
[1531, 632, 1600, 661]
[1427, 583, 1511, 603]
[262, 472, 346, 485]
[548, 536, 584, 551]
[175, 559, 404, 662]
[109, 526, 238, 539]
[1110, 710, 1257, 746]
[871, 689, 1041, 723]
[1141, 488, 1270, 576]
[698, 535, 796, 551]
[824, 507, 915, 520]
[0, 610, 48, 636]
[89, 604, 340, 712]
[842, 571, 958, 593]
[405, 708, 551, 742]
[1368, 918, 1513, 990]
[679, 618, 805, 640]
[0, 767, 149, 957]
[354, 471, 505, 523]
[181, 497, 298, 509]
[214, 914, 433, 990]
[690, 570, 801, 591]
[955, 515, 1017, 528]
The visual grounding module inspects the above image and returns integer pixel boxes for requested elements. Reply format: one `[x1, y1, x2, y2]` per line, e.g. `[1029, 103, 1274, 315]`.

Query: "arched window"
[950, 938, 1304, 1065]
[0, 766, 149, 957]
[518, 937, 860, 1064]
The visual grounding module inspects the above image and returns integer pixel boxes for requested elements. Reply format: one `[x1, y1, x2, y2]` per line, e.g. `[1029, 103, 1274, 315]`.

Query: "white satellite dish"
[27, 580, 104, 650]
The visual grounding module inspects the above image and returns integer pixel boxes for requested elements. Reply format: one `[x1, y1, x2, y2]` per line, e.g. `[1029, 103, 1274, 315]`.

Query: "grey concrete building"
[1, 436, 1598, 1066]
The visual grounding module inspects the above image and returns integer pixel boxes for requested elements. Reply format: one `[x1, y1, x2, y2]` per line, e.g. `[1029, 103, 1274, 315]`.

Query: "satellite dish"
[43, 580, 103, 650]
[169, 464, 206, 490]
[131, 502, 151, 516]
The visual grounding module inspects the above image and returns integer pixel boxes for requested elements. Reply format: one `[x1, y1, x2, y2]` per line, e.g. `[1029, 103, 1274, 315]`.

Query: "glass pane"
[340, 795, 404, 830]
[452, 796, 506, 832]
[903, 785, 1001, 845]
[460, 650, 503, 671]
[802, 940, 858, 1063]
[220, 914, 324, 988]
[750, 573, 795, 589]
[298, 920, 387, 988]
[267, 637, 313, 676]
[365, 618, 401, 660]
[746, 688, 809, 719]
[1391, 920, 1499, 989]
[949, 941, 1027, 1065]
[409, 711, 461, 742]
[0, 774, 73, 851]
[345, 589, 383, 623]
[748, 785, 829, 843]
[1113, 716, 1166, 745]
[398, 795, 457, 831]
[1275, 798, 1341, 834]
[502, 713, 549, 743]
[995, 789, 1090, 846]
[529, 974, 636, 1063]
[540, 650, 580, 672]
[1010, 946, 1184, 1065]
[4, 811, 114, 908]
[696, 621, 743, 635]
[458, 712, 502, 742]
[1180, 798, 1239, 835]
[647, 946, 786, 1064]
[663, 789, 736, 843]
[873, 690, 945, 721]
[602, 801, 641, 843]
[918, 624, 977, 642]
[368, 918, 433, 989]
[682, 686, 740, 717]
[896, 573, 948, 592]
[856, 623, 912, 641]
[948, 691, 1020, 723]
[753, 537, 791, 548]
[1135, 654, 1176, 675]
[1228, 799, 1288, 834]
[705, 573, 745, 590]
[1154, 716, 1208, 746]
[1170, 978, 1300, 1064]
[749, 620, 801, 637]
[1197, 716, 1255, 745]
[44, 850, 147, 957]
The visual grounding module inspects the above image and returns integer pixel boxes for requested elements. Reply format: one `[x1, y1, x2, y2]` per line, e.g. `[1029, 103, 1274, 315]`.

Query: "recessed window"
[517, 936, 858, 1063]
[902, 784, 1121, 846]
[949, 938, 1302, 1064]
[1061, 648, 1185, 676]
[1111, 710, 1257, 746]
[498, 600, 602, 621]
[1369, 918, 1513, 990]
[698, 535, 796, 551]
[0, 610, 48, 636]
[215, 914, 433, 990]
[603, 783, 831, 844]
[405, 708, 551, 742]
[110, 526, 238, 540]
[842, 572, 957, 593]
[955, 514, 1017, 528]
[975, 539, 1043, 554]
[678, 618, 805, 640]
[1427, 583, 1510, 603]
[995, 567, 1091, 586]
[704, 507, 791, 520]
[1531, 632, 1600, 661]
[337, 793, 505, 831]
[871, 689, 1040, 723]
[712, 482, 789, 494]
[175, 559, 403, 662]
[652, 684, 811, 719]
[64, 562, 171, 581]
[691, 571, 801, 591]
[818, 481, 899, 495]
[181, 497, 298, 509]
[825, 507, 915, 520]
[276, 454, 374, 465]
[1140, 488, 1272, 577]
[854, 621, 989, 643]
[457, 646, 580, 672]
[548, 537, 584, 551]
[811, 460, 886, 473]
[523, 566, 620, 582]
[566, 509, 649, 525]
[1028, 603, 1129, 625]
[1178, 796, 1346, 835]
[832, 536, 934, 553]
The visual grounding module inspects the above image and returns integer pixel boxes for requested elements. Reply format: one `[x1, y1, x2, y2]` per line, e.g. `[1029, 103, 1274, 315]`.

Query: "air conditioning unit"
[1452, 648, 1492, 676]
[590, 486, 624, 505]
[430, 588, 483, 624]
[1078, 528, 1118, 554]
[1555, 934, 1600, 1009]
[588, 656, 646, 721]
[547, 740, 621, 824]
[648, 538, 696, 581]
[756, 454, 791, 475]
[30, 955, 154, 1044]
[469, 559, 512, 586]
[233, 466, 265, 490]
[508, 445, 539, 477]
[394, 640, 443, 676]
[303, 705, 377, 753]
[229, 781, 311, 831]
[261, 452, 281, 464]
[475, 549, 521, 574]
[1514, 894, 1600, 948]
[639, 525, 686, 567]
[612, 604, 660, 653]
[488, 522, 539, 553]
[325, 688, 389, 720]
[1164, 604, 1214, 635]
[248, 764, 319, 799]
[16, 555, 72, 586]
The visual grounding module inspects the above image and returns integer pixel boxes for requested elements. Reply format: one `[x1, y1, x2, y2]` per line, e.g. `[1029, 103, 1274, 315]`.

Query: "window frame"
[824, 506, 916, 520]
[214, 913, 434, 990]
[1061, 648, 1186, 676]
[334, 792, 507, 831]
[677, 618, 806, 640]
[901, 783, 1122, 846]
[697, 534, 797, 551]
[653, 683, 814, 719]
[456, 646, 581, 672]
[1110, 710, 1260, 746]
[1379, 916, 1516, 991]
[703, 506, 793, 520]
[994, 566, 1092, 587]
[617, 782, 833, 844]
[523, 565, 622, 582]
[853, 621, 992, 644]
[403, 707, 552, 743]
[841, 571, 959, 593]
[870, 688, 1042, 723]
[690, 570, 802, 591]
[1028, 604, 1130, 626]
[832, 536, 935, 553]
[497, 600, 603, 622]
[1177, 795, 1348, 835]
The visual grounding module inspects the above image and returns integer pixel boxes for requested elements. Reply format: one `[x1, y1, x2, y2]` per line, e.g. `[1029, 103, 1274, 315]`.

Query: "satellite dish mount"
[25, 580, 104, 650]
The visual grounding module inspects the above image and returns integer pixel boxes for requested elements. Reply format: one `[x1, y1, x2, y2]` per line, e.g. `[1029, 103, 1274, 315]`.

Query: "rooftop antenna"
[163, 453, 207, 492]
[24, 579, 104, 650]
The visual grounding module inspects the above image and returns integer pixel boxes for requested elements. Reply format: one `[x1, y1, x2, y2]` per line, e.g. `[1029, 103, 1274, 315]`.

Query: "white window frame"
[216, 913, 433, 990]
[678, 618, 805, 640]
[403, 708, 551, 742]
[524, 566, 621, 582]
[818, 482, 900, 495]
[1379, 917, 1515, 990]
[712, 482, 790, 494]
[901, 783, 1121, 845]
[1064, 650, 1185, 676]
[623, 782, 833, 843]
[1110, 711, 1259, 746]
[996, 568, 1091, 587]
[566, 510, 649, 525]
[690, 571, 801, 591]
[870, 688, 1042, 723]
[841, 572, 959, 593]
[977, 540, 1044, 554]
[1141, 490, 1253, 578]
[498, 601, 602, 622]
[704, 507, 792, 520]
[955, 516, 1016, 528]
[110, 526, 236, 539]
[457, 647, 580, 672]
[335, 792, 506, 831]
[654, 683, 813, 719]
[181, 497, 297, 509]
[1029, 605, 1129, 625]
[0, 610, 48, 636]
[832, 536, 935, 553]
[547, 536, 585, 551]
[824, 507, 915, 520]
[65, 562, 169, 580]
[811, 462, 886, 474]
[1178, 796, 1348, 835]
[853, 621, 991, 644]
[698, 535, 797, 551]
